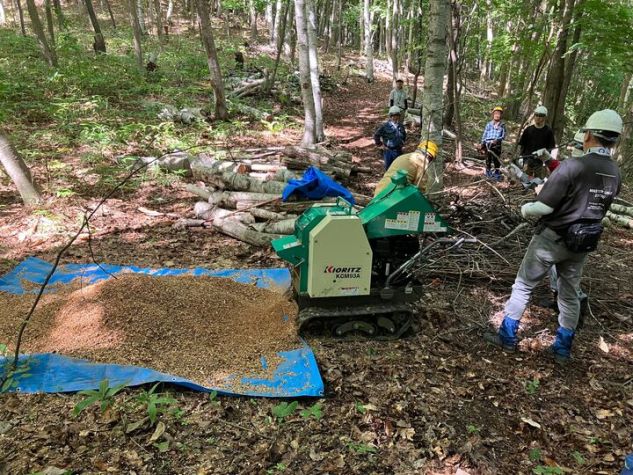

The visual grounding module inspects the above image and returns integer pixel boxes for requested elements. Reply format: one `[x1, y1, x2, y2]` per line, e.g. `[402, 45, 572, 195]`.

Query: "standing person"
[389, 79, 408, 120]
[374, 106, 407, 170]
[485, 110, 623, 363]
[545, 130, 588, 325]
[478, 106, 506, 181]
[518, 105, 556, 179]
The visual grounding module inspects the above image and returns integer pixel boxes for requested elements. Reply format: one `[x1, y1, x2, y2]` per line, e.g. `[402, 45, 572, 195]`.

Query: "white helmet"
[534, 105, 548, 116]
[573, 130, 585, 143]
[388, 106, 402, 116]
[582, 109, 623, 136]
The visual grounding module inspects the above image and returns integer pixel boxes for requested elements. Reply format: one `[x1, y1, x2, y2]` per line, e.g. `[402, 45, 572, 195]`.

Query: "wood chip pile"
[0, 275, 299, 388]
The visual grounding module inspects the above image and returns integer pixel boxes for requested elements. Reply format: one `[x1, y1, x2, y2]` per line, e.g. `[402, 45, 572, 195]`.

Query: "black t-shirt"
[537, 152, 621, 233]
[519, 125, 556, 156]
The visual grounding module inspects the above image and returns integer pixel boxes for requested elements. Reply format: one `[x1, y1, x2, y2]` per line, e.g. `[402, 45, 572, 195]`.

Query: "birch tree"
[294, 0, 317, 145]
[128, 0, 144, 68]
[422, 0, 448, 193]
[0, 133, 42, 205]
[363, 0, 373, 82]
[307, 0, 324, 141]
[196, 0, 228, 120]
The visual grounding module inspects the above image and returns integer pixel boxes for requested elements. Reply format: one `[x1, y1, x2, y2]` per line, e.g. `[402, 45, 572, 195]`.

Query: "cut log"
[229, 101, 273, 121]
[250, 217, 296, 234]
[609, 203, 633, 218]
[606, 211, 633, 229]
[173, 218, 206, 229]
[250, 208, 293, 221]
[207, 191, 281, 209]
[194, 201, 255, 224]
[212, 171, 287, 194]
[212, 218, 282, 246]
[185, 184, 213, 201]
[190, 157, 249, 176]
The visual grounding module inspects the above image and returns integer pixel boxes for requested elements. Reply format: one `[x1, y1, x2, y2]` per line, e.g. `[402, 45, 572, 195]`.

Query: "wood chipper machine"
[272, 170, 463, 339]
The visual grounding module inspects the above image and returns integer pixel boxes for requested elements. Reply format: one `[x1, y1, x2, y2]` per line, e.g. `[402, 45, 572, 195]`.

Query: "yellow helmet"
[417, 140, 438, 159]
[492, 106, 504, 113]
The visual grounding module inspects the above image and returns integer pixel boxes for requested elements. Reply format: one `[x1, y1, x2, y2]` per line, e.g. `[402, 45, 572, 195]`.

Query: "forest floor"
[1, 32, 633, 475]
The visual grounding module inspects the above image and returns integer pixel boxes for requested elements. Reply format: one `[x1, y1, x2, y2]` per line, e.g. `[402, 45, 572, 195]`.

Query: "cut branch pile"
[179, 146, 371, 246]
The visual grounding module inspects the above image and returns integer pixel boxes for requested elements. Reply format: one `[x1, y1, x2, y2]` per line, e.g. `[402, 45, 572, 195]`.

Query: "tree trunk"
[103, 0, 116, 28]
[421, 0, 448, 193]
[25, 0, 58, 66]
[307, 0, 325, 141]
[196, 0, 228, 120]
[272, 0, 283, 45]
[267, 0, 290, 93]
[153, 0, 163, 40]
[51, 0, 65, 29]
[542, 0, 576, 142]
[85, 0, 106, 53]
[128, 0, 144, 68]
[294, 0, 317, 146]
[136, 0, 147, 34]
[0, 133, 42, 205]
[363, 0, 373, 82]
[248, 0, 257, 41]
[479, 0, 493, 82]
[335, 0, 342, 70]
[447, 0, 462, 164]
[16, 0, 26, 36]
[390, 0, 398, 82]
[554, 12, 581, 141]
[0, 1, 5, 26]
[44, 0, 55, 45]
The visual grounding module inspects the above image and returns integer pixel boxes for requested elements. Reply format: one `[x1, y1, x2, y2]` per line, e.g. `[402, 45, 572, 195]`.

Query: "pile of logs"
[173, 145, 372, 246]
[605, 201, 633, 229]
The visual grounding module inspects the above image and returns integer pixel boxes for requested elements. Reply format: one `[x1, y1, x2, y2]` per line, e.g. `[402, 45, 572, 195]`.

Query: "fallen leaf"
[521, 417, 541, 429]
[149, 421, 166, 443]
[598, 337, 610, 353]
[397, 427, 415, 440]
[595, 409, 614, 419]
[309, 447, 324, 461]
[603, 453, 615, 462]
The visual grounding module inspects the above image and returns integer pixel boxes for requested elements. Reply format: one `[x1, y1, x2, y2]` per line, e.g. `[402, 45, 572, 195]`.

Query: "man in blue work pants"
[374, 106, 407, 170]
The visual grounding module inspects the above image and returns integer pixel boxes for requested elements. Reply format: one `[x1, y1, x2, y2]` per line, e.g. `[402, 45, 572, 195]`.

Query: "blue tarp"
[0, 258, 324, 398]
[282, 166, 355, 205]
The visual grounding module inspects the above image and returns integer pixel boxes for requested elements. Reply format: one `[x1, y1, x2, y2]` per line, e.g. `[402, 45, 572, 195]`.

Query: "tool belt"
[563, 221, 603, 253]
[536, 221, 603, 253]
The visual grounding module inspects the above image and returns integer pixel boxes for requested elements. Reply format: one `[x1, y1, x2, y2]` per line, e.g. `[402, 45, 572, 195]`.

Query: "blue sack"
[282, 166, 355, 205]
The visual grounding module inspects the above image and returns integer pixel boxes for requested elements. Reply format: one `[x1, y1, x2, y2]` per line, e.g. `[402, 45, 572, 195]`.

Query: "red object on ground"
[547, 159, 561, 172]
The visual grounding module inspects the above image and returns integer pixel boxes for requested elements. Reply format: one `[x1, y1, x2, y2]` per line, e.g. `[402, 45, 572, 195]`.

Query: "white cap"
[388, 106, 402, 116]
[534, 105, 548, 116]
[582, 109, 623, 135]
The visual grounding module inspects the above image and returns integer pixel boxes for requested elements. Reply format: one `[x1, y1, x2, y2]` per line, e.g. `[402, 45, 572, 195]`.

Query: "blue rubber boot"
[549, 327, 575, 364]
[484, 316, 519, 351]
[493, 169, 503, 182]
[621, 453, 633, 475]
[484, 169, 492, 178]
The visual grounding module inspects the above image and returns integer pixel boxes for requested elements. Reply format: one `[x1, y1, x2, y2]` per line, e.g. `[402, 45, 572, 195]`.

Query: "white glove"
[534, 148, 552, 160]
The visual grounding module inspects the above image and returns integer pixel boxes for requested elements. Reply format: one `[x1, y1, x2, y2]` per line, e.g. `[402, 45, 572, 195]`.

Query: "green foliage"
[348, 442, 377, 454]
[55, 187, 76, 198]
[73, 379, 127, 416]
[524, 378, 540, 395]
[355, 401, 367, 414]
[300, 403, 323, 420]
[532, 466, 564, 475]
[466, 424, 480, 435]
[0, 344, 33, 393]
[529, 448, 542, 462]
[135, 383, 178, 425]
[266, 462, 287, 474]
[271, 401, 298, 422]
[571, 451, 585, 466]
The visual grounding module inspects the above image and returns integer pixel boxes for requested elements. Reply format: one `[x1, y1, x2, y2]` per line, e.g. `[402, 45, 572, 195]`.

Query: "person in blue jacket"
[374, 106, 407, 170]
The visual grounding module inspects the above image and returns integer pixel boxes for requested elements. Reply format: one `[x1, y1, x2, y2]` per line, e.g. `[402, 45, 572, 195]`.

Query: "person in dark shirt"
[518, 105, 556, 179]
[374, 106, 407, 170]
[485, 109, 623, 363]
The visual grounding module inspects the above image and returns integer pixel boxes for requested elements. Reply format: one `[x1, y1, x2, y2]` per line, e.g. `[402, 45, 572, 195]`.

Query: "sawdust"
[0, 275, 299, 387]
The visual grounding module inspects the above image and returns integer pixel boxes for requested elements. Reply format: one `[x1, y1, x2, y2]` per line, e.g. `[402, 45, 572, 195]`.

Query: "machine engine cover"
[307, 214, 372, 298]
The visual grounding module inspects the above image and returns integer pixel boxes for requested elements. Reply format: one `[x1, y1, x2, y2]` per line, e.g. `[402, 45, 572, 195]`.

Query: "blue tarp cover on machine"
[0, 257, 324, 398]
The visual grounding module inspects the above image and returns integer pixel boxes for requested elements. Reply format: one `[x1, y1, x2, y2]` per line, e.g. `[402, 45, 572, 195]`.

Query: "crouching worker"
[374, 106, 407, 170]
[374, 141, 438, 197]
[484, 109, 623, 364]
